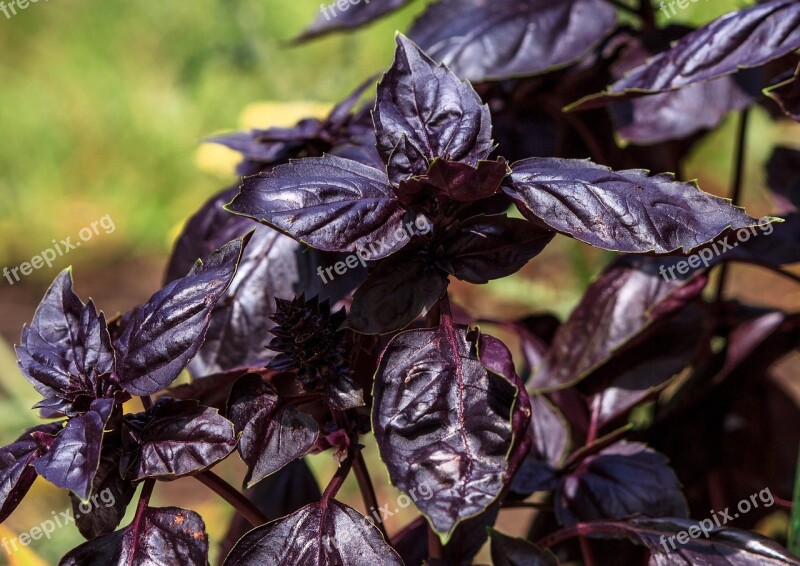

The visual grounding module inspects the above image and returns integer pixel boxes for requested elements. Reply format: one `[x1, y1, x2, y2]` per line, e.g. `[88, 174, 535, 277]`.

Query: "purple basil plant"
[3, 1, 800, 564]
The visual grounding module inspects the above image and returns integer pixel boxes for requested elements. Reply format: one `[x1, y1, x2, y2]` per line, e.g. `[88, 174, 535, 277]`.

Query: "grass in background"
[0, 0, 424, 273]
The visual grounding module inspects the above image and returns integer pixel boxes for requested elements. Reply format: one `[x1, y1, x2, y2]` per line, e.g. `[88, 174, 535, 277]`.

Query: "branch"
[580, 536, 598, 566]
[715, 108, 750, 302]
[428, 526, 445, 561]
[321, 453, 354, 506]
[639, 0, 655, 30]
[352, 452, 390, 540]
[194, 470, 268, 527]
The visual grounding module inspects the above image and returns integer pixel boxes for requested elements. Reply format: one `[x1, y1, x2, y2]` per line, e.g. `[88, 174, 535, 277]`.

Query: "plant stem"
[129, 479, 155, 539]
[426, 301, 442, 327]
[195, 470, 268, 527]
[321, 453, 354, 506]
[639, 0, 655, 30]
[428, 526, 445, 561]
[538, 523, 617, 549]
[789, 444, 800, 555]
[580, 536, 597, 566]
[586, 396, 601, 445]
[352, 452, 390, 540]
[714, 108, 750, 303]
[136, 479, 155, 514]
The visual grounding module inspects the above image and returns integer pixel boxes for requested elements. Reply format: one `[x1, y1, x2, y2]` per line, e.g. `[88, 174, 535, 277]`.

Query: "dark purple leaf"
[592, 517, 800, 565]
[208, 119, 323, 173]
[293, 0, 415, 43]
[373, 316, 517, 540]
[527, 399, 568, 468]
[116, 236, 248, 396]
[209, 79, 377, 176]
[584, 305, 705, 430]
[236, 402, 319, 487]
[324, 373, 364, 412]
[611, 75, 755, 144]
[555, 442, 687, 526]
[395, 159, 508, 205]
[441, 215, 554, 283]
[16, 269, 116, 410]
[374, 35, 493, 185]
[474, 331, 532, 447]
[33, 398, 113, 500]
[489, 529, 559, 566]
[714, 307, 794, 383]
[192, 233, 293, 375]
[571, 0, 800, 110]
[0, 423, 61, 522]
[606, 31, 758, 144]
[223, 500, 402, 565]
[506, 157, 763, 254]
[226, 374, 319, 488]
[718, 214, 800, 268]
[511, 395, 569, 496]
[120, 397, 236, 481]
[227, 155, 407, 257]
[475, 332, 535, 491]
[765, 69, 800, 121]
[349, 253, 448, 334]
[329, 131, 385, 170]
[408, 0, 617, 82]
[532, 255, 707, 390]
[59, 506, 208, 566]
[493, 315, 560, 381]
[70, 432, 136, 540]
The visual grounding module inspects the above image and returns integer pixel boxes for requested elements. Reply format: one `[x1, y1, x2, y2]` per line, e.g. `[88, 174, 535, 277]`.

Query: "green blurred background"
[0, 0, 798, 563]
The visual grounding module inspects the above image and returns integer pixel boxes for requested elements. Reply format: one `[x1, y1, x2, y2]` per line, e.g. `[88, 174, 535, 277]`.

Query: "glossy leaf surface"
[223, 500, 402, 565]
[374, 35, 493, 185]
[373, 316, 517, 540]
[506, 158, 760, 254]
[409, 0, 617, 82]
[117, 237, 247, 396]
[60, 506, 208, 566]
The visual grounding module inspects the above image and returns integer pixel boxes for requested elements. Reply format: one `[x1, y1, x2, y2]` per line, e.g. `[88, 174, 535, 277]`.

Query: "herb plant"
[3, 1, 800, 564]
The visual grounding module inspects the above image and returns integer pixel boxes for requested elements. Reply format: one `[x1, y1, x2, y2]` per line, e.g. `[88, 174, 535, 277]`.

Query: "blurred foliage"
[0, 0, 424, 272]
